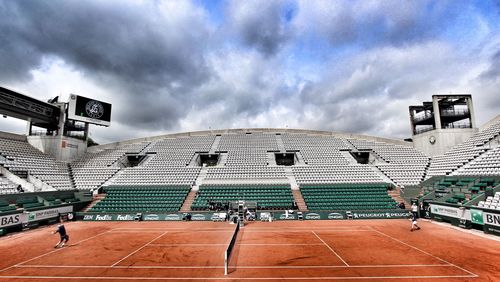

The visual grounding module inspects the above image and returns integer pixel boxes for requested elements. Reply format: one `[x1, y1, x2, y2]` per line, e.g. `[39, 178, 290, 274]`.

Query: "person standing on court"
[53, 217, 69, 248]
[411, 202, 418, 219]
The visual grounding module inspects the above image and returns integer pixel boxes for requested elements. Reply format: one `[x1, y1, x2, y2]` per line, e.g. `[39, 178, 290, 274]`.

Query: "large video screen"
[67, 94, 111, 126]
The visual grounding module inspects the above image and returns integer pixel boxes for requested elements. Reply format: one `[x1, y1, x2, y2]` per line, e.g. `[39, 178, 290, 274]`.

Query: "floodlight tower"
[409, 94, 477, 157]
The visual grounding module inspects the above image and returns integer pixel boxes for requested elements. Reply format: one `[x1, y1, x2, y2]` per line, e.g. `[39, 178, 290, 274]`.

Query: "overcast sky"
[0, 0, 499, 144]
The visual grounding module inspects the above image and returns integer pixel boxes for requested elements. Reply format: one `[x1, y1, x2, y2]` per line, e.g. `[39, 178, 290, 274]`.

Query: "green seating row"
[192, 184, 294, 210]
[89, 186, 190, 213]
[300, 184, 396, 211]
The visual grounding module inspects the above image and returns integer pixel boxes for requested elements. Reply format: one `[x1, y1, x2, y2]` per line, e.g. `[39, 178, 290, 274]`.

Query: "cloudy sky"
[0, 0, 499, 144]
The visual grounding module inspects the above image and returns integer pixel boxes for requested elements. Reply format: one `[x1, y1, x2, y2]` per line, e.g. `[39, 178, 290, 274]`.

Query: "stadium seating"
[90, 185, 190, 212]
[348, 139, 429, 186]
[191, 184, 295, 210]
[420, 176, 499, 204]
[300, 183, 397, 211]
[0, 175, 18, 194]
[427, 120, 500, 178]
[0, 137, 72, 190]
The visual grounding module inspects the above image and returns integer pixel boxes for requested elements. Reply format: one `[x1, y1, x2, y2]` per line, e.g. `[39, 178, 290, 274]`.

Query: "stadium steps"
[275, 134, 286, 152]
[387, 186, 410, 208]
[284, 167, 297, 188]
[340, 151, 358, 165]
[209, 135, 221, 154]
[370, 166, 395, 186]
[345, 139, 358, 151]
[195, 167, 209, 186]
[81, 193, 106, 212]
[179, 189, 198, 212]
[67, 164, 77, 190]
[138, 141, 155, 154]
[292, 190, 308, 211]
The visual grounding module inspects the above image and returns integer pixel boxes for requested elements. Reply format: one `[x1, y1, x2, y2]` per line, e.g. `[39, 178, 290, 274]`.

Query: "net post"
[224, 252, 228, 275]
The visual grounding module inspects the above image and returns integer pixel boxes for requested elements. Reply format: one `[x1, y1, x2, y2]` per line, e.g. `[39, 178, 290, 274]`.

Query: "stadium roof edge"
[89, 128, 412, 152]
[0, 131, 27, 142]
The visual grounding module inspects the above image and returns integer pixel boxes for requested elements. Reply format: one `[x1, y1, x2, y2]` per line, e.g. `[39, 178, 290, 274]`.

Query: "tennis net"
[224, 223, 240, 275]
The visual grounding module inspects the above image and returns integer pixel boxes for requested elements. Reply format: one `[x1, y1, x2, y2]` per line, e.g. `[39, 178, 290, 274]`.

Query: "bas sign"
[0, 213, 26, 228]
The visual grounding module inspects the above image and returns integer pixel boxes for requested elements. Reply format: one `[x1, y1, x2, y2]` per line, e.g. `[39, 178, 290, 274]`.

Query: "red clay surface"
[0, 219, 499, 281]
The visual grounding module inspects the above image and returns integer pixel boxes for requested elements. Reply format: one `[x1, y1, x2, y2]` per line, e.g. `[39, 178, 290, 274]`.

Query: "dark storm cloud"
[227, 0, 292, 56]
[0, 0, 211, 131]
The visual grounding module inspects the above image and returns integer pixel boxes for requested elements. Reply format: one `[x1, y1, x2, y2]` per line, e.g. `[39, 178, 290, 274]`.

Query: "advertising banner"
[0, 213, 26, 228]
[27, 206, 73, 222]
[430, 204, 471, 220]
[351, 211, 409, 219]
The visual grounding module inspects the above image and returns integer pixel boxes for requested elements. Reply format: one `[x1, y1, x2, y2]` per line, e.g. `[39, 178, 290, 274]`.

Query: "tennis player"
[410, 212, 421, 232]
[53, 218, 69, 248]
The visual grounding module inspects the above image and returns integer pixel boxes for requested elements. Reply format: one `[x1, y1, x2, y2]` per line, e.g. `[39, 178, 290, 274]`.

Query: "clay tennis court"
[0, 220, 498, 281]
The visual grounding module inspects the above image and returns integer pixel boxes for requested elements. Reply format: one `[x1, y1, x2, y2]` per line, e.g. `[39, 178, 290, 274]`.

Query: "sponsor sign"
[27, 206, 73, 222]
[328, 212, 344, 220]
[278, 213, 296, 220]
[304, 213, 321, 220]
[165, 214, 181, 221]
[191, 214, 207, 221]
[484, 212, 500, 228]
[95, 214, 113, 221]
[83, 214, 94, 221]
[143, 214, 160, 221]
[116, 214, 134, 221]
[68, 94, 112, 126]
[352, 211, 409, 219]
[0, 213, 27, 228]
[430, 204, 471, 220]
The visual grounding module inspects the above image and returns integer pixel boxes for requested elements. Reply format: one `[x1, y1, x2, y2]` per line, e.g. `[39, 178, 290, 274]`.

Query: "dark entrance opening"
[350, 151, 370, 164]
[275, 152, 295, 166]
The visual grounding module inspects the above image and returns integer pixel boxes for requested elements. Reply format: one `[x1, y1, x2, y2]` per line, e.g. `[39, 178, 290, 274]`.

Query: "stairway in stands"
[292, 190, 308, 212]
[370, 166, 395, 186]
[67, 163, 77, 190]
[388, 186, 410, 208]
[209, 135, 221, 154]
[81, 193, 106, 212]
[275, 134, 286, 152]
[180, 189, 197, 212]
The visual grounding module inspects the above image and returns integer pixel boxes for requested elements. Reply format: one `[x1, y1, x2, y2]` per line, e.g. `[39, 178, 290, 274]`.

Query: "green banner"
[470, 209, 484, 225]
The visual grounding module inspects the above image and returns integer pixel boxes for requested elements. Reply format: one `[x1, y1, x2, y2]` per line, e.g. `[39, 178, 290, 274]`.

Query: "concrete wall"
[413, 128, 477, 157]
[27, 136, 87, 162]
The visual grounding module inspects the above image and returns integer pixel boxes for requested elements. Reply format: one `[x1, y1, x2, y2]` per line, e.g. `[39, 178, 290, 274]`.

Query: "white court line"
[368, 226, 479, 278]
[311, 231, 349, 266]
[112, 228, 233, 231]
[110, 230, 233, 233]
[0, 229, 114, 274]
[148, 243, 227, 246]
[15, 264, 453, 269]
[243, 230, 373, 233]
[0, 274, 478, 280]
[110, 231, 168, 267]
[146, 243, 324, 247]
